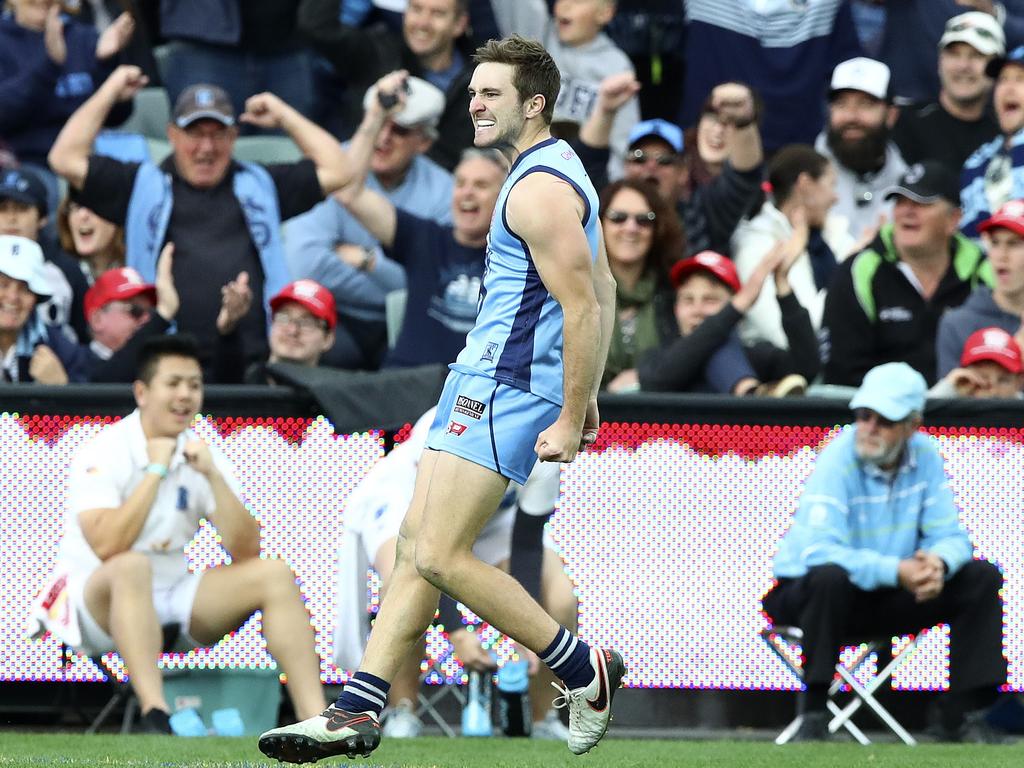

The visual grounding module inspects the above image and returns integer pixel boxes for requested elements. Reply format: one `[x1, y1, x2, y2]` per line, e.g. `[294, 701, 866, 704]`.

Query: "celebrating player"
[259, 34, 621, 762]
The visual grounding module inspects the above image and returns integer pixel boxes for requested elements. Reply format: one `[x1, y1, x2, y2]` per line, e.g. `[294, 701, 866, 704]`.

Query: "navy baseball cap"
[627, 119, 684, 153]
[986, 44, 1024, 78]
[0, 168, 48, 215]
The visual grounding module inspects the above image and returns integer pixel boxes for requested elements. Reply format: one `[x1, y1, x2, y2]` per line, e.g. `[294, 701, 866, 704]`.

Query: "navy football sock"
[334, 671, 390, 716]
[540, 627, 593, 690]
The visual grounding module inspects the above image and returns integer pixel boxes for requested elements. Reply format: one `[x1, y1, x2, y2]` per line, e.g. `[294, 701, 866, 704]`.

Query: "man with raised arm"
[47, 65, 355, 374]
[258, 34, 621, 762]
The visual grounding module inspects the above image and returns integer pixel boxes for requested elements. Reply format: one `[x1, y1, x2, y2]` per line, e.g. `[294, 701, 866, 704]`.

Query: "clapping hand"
[96, 12, 135, 60]
[155, 243, 179, 321]
[773, 206, 810, 297]
[216, 271, 252, 335]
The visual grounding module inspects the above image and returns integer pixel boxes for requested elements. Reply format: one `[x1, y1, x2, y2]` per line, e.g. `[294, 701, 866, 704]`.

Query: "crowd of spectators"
[3, 0, 1024, 401]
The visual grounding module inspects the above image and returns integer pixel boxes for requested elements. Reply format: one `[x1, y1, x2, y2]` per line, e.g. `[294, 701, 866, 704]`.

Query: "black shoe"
[136, 707, 172, 735]
[258, 706, 382, 764]
[790, 710, 830, 742]
[928, 706, 1012, 744]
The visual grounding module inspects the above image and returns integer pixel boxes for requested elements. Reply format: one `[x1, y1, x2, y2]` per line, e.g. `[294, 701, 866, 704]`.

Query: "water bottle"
[461, 670, 493, 736]
[496, 657, 531, 737]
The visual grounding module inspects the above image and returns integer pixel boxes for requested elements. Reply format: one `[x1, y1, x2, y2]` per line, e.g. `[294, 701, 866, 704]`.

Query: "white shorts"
[74, 570, 204, 657]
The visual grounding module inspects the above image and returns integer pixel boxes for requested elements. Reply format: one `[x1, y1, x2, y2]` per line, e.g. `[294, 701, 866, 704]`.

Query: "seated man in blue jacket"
[763, 362, 1007, 742]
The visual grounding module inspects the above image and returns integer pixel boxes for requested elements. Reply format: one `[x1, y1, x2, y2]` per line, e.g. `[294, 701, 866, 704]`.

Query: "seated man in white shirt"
[30, 335, 327, 734]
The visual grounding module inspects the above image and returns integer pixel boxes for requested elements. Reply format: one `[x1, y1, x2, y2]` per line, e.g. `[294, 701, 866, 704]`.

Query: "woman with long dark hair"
[599, 178, 684, 391]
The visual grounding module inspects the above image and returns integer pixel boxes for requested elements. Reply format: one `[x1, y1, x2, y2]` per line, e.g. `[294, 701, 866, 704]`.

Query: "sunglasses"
[605, 210, 657, 227]
[625, 149, 677, 167]
[853, 408, 899, 428]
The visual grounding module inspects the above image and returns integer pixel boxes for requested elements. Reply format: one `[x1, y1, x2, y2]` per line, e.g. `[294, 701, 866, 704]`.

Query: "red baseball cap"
[84, 267, 156, 322]
[960, 327, 1023, 373]
[270, 279, 337, 330]
[670, 250, 741, 293]
[978, 199, 1024, 237]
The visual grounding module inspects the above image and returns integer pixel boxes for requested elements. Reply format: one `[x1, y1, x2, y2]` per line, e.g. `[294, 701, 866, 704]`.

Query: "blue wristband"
[145, 463, 168, 478]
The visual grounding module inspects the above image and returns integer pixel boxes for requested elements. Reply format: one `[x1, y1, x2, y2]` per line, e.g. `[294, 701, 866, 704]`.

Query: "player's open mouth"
[475, 120, 495, 131]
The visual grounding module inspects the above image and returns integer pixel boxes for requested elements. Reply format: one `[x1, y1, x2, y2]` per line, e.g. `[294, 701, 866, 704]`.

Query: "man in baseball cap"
[936, 199, 1024, 379]
[622, 118, 687, 209]
[172, 84, 236, 129]
[893, 12, 1003, 178]
[822, 158, 990, 387]
[766, 358, 1008, 742]
[819, 57, 907, 245]
[933, 326, 1024, 398]
[639, 249, 815, 397]
[247, 279, 337, 383]
[83, 267, 156, 361]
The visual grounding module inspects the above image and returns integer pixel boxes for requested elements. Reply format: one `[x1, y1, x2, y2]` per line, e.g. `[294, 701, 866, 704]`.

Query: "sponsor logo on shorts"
[454, 395, 486, 420]
[481, 341, 498, 363]
[447, 421, 468, 436]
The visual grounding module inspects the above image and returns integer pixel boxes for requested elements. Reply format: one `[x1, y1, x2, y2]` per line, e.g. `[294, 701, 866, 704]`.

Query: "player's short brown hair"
[473, 35, 561, 124]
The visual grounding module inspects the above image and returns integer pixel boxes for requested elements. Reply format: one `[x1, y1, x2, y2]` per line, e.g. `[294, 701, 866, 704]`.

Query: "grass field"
[0, 734, 1022, 768]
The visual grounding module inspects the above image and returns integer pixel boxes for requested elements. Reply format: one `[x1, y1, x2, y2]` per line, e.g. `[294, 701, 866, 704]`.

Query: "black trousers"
[762, 561, 1006, 692]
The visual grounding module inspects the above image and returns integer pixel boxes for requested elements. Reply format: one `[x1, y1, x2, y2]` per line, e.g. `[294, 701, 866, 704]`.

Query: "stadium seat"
[760, 625, 926, 745]
[232, 136, 303, 164]
[119, 88, 172, 140]
[82, 624, 183, 734]
[145, 138, 172, 164]
[385, 290, 408, 349]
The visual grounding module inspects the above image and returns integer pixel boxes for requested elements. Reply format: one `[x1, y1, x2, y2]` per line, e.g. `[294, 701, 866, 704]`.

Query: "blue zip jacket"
[773, 427, 973, 590]
[0, 12, 118, 165]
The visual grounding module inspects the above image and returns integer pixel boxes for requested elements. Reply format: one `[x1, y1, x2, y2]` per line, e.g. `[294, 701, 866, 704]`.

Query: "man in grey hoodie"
[936, 199, 1024, 376]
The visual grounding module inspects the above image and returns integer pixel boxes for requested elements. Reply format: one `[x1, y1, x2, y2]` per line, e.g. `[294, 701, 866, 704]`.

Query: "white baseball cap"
[0, 235, 51, 297]
[829, 57, 891, 102]
[940, 12, 1005, 57]
[363, 76, 445, 130]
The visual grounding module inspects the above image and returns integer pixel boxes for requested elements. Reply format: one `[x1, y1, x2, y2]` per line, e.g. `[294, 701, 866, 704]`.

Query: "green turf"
[0, 734, 1022, 768]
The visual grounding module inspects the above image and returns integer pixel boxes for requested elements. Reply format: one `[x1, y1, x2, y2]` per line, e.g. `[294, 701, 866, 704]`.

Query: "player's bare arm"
[505, 173, 600, 463]
[585, 225, 617, 444]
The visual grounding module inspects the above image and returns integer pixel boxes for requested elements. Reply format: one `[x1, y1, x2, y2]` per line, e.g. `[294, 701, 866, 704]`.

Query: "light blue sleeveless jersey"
[450, 138, 600, 406]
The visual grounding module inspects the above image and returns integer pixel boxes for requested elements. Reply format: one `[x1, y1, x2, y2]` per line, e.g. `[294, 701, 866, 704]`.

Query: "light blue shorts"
[426, 370, 560, 485]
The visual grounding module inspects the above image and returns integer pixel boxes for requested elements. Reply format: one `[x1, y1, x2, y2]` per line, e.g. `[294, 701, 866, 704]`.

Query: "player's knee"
[106, 550, 153, 585]
[414, 542, 452, 590]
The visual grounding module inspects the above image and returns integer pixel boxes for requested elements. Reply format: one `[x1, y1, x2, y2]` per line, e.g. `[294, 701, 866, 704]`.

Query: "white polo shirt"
[57, 409, 242, 587]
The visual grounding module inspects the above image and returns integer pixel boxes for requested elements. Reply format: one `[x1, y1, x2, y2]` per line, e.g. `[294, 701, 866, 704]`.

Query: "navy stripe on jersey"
[495, 204, 547, 389]
[487, 383, 500, 472]
[523, 166, 593, 229]
[509, 137, 558, 175]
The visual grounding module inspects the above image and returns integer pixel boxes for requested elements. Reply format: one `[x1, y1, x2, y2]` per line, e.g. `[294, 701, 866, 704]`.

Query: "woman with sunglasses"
[56, 193, 125, 283]
[598, 179, 683, 392]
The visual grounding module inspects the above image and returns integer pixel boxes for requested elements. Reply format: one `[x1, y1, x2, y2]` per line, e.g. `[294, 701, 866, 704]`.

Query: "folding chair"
[79, 624, 184, 734]
[415, 660, 467, 738]
[760, 625, 926, 745]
